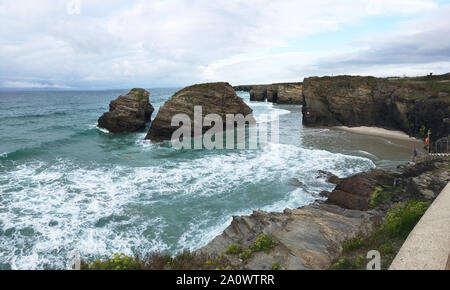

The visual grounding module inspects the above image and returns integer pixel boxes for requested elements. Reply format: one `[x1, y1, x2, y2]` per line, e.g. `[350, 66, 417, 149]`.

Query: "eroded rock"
[302, 74, 450, 140]
[197, 204, 379, 270]
[145, 82, 254, 142]
[98, 88, 154, 133]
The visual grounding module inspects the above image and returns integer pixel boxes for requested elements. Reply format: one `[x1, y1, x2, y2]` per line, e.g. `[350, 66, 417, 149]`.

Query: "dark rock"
[302, 74, 450, 140]
[288, 178, 304, 187]
[276, 83, 303, 104]
[232, 85, 254, 92]
[98, 88, 154, 133]
[145, 82, 254, 142]
[325, 159, 450, 210]
[234, 83, 303, 104]
[197, 204, 379, 270]
[266, 85, 278, 103]
[317, 170, 340, 184]
[249, 86, 267, 101]
[197, 158, 449, 270]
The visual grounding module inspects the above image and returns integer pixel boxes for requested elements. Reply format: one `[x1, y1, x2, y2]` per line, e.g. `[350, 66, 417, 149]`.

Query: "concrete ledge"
[390, 182, 450, 270]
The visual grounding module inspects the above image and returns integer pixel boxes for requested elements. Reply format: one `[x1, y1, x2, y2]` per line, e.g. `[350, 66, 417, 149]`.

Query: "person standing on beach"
[413, 148, 418, 162]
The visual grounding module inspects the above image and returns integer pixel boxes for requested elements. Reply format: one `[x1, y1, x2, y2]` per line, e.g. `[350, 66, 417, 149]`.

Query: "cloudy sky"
[1, 0, 449, 89]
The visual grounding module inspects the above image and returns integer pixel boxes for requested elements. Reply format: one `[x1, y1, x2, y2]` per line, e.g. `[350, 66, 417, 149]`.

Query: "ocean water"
[0, 89, 414, 269]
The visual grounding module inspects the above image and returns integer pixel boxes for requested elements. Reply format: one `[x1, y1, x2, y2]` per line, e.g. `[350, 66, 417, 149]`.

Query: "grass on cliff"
[224, 234, 276, 264]
[333, 200, 430, 270]
[369, 185, 398, 209]
[130, 88, 148, 101]
[388, 75, 450, 101]
[80, 251, 234, 270]
[81, 234, 277, 270]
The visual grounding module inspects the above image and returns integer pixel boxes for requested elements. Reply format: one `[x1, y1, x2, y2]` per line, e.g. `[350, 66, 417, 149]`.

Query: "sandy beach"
[333, 126, 422, 142]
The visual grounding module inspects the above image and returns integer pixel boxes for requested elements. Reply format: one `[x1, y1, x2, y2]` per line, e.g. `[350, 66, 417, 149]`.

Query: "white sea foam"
[0, 139, 375, 269]
[88, 124, 110, 134]
[356, 150, 379, 160]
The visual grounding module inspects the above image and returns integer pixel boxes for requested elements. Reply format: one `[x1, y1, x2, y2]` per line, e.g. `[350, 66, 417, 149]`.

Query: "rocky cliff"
[146, 82, 254, 142]
[98, 88, 154, 133]
[302, 74, 450, 140]
[198, 158, 450, 270]
[234, 82, 303, 104]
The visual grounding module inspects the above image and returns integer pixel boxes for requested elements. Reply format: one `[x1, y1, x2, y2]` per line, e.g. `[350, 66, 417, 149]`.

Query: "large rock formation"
[145, 82, 254, 142]
[198, 158, 450, 270]
[277, 83, 303, 104]
[98, 88, 154, 133]
[235, 83, 303, 104]
[198, 204, 379, 270]
[325, 158, 450, 211]
[302, 74, 450, 140]
[249, 85, 267, 102]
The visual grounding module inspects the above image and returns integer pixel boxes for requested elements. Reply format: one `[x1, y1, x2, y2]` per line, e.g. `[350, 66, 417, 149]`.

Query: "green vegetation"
[130, 88, 148, 101]
[369, 185, 398, 209]
[239, 249, 253, 261]
[342, 237, 363, 251]
[81, 250, 234, 270]
[333, 257, 354, 270]
[388, 73, 450, 101]
[225, 234, 277, 264]
[332, 200, 430, 270]
[82, 235, 277, 270]
[381, 200, 430, 239]
[418, 125, 427, 139]
[378, 242, 394, 255]
[271, 262, 281, 270]
[224, 243, 244, 255]
[252, 234, 277, 253]
[81, 253, 142, 270]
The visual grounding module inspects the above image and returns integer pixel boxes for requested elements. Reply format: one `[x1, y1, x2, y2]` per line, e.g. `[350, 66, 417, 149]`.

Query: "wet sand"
[333, 126, 420, 142]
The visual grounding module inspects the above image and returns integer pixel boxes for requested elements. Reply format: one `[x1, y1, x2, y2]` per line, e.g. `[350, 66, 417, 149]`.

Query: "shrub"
[333, 255, 366, 270]
[81, 253, 142, 270]
[354, 255, 366, 268]
[380, 200, 430, 238]
[239, 249, 253, 261]
[81, 251, 234, 270]
[418, 125, 426, 138]
[251, 234, 276, 253]
[369, 186, 396, 209]
[224, 243, 244, 255]
[342, 237, 363, 251]
[333, 257, 354, 270]
[271, 262, 280, 270]
[379, 242, 393, 254]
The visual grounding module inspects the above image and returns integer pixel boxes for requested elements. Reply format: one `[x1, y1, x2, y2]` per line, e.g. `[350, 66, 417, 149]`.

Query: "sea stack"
[145, 82, 254, 142]
[236, 83, 303, 104]
[98, 88, 154, 133]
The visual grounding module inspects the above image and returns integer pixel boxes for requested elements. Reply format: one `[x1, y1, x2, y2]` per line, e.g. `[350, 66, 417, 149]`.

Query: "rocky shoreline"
[234, 73, 450, 140]
[93, 74, 449, 269]
[234, 83, 303, 104]
[196, 158, 450, 270]
[302, 74, 450, 141]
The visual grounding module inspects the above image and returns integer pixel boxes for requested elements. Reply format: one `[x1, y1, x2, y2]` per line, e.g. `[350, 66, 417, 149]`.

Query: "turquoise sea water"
[0, 89, 415, 269]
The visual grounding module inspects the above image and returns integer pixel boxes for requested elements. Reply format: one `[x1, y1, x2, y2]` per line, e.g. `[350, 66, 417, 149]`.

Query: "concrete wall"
[390, 182, 450, 270]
